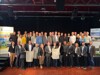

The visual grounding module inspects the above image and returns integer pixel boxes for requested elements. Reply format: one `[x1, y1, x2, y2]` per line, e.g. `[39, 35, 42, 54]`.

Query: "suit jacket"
[74, 47, 81, 56]
[62, 45, 69, 55]
[26, 36, 31, 44]
[45, 46, 52, 57]
[9, 34, 17, 45]
[25, 44, 33, 51]
[60, 45, 64, 55]
[80, 46, 87, 56]
[59, 36, 64, 44]
[63, 36, 69, 42]
[43, 36, 48, 45]
[15, 45, 22, 55]
[33, 47, 39, 59]
[68, 45, 75, 55]
[31, 36, 36, 44]
[20, 47, 26, 59]
[87, 45, 95, 57]
[47, 36, 53, 44]
[53, 35, 58, 43]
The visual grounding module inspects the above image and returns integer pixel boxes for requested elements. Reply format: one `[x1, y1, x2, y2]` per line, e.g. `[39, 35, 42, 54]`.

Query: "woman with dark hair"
[52, 42, 61, 67]
[8, 41, 15, 68]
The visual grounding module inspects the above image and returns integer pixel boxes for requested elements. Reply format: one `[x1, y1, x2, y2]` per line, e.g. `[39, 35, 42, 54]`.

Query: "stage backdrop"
[0, 26, 14, 54]
[90, 28, 100, 56]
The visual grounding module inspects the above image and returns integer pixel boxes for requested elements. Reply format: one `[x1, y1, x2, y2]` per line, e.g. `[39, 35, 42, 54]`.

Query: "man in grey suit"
[74, 43, 81, 67]
[52, 31, 59, 43]
[43, 32, 48, 45]
[15, 42, 22, 68]
[33, 43, 39, 67]
[48, 32, 53, 45]
[87, 41, 95, 69]
[45, 42, 52, 67]
[80, 42, 88, 69]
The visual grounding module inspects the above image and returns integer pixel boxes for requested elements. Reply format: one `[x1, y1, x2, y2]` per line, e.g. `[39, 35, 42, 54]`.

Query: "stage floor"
[0, 67, 100, 75]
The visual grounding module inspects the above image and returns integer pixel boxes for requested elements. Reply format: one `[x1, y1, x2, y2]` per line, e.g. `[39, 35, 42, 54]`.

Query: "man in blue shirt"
[36, 33, 43, 45]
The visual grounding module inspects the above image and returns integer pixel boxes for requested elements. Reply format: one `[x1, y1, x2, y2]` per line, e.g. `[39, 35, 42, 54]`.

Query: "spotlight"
[41, 7, 46, 11]
[14, 15, 17, 20]
[70, 16, 74, 20]
[99, 19, 100, 22]
[81, 15, 85, 20]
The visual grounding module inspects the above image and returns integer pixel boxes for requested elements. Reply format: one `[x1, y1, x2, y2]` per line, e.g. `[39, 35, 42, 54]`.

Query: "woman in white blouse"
[52, 42, 61, 67]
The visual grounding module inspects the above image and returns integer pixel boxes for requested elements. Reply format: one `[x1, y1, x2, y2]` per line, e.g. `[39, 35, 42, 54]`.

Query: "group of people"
[8, 31, 95, 70]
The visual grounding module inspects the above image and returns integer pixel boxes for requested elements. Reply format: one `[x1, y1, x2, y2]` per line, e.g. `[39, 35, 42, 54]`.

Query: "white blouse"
[51, 46, 60, 59]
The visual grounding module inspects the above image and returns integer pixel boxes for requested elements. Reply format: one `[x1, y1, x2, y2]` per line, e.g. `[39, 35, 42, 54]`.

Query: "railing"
[0, 0, 99, 5]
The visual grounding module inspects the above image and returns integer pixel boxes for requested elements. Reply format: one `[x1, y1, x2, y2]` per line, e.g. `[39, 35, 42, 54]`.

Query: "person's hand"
[81, 53, 83, 56]
[8, 53, 11, 57]
[15, 55, 17, 57]
[93, 55, 95, 57]
[38, 56, 41, 59]
[59, 43, 61, 46]
[78, 55, 80, 57]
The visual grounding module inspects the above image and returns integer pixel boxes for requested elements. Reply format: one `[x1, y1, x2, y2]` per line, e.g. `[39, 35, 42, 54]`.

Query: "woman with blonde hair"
[22, 34, 26, 45]
[79, 34, 86, 45]
[17, 35, 22, 45]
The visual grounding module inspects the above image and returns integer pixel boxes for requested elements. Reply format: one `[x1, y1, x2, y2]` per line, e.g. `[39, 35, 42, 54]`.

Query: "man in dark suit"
[26, 33, 31, 44]
[25, 40, 34, 67]
[59, 33, 64, 44]
[87, 41, 95, 69]
[25, 40, 33, 51]
[62, 41, 69, 66]
[80, 42, 88, 69]
[63, 33, 69, 43]
[68, 42, 75, 67]
[9, 32, 17, 45]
